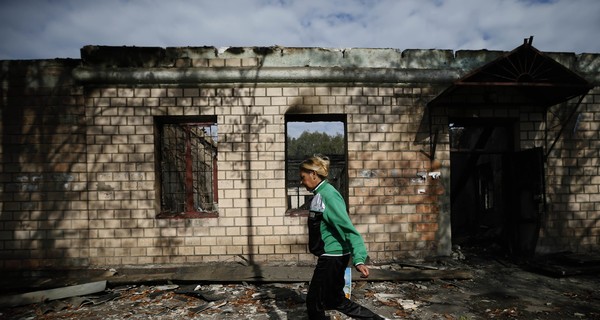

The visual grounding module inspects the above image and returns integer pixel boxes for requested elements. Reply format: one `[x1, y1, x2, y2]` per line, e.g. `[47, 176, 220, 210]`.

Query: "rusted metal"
[184, 127, 194, 213]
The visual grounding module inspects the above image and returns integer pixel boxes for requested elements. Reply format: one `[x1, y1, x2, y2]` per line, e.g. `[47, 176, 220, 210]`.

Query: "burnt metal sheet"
[428, 38, 593, 108]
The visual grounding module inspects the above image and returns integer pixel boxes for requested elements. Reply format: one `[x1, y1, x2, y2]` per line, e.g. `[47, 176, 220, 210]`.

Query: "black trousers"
[306, 255, 383, 320]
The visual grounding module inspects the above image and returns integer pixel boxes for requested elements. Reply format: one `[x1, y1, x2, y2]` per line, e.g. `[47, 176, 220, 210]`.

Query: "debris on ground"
[0, 251, 599, 320]
[0, 280, 107, 308]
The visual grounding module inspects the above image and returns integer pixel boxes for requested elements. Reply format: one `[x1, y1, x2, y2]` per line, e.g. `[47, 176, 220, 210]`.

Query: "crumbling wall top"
[78, 45, 600, 75]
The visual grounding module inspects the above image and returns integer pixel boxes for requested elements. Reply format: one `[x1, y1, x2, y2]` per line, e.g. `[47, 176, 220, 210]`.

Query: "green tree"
[287, 131, 344, 159]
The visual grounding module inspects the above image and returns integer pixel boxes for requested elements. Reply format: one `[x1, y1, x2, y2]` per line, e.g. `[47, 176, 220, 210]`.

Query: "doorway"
[449, 118, 545, 257]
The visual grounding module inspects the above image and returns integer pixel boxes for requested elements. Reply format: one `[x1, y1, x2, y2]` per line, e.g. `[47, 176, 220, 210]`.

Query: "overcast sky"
[1, 0, 599, 60]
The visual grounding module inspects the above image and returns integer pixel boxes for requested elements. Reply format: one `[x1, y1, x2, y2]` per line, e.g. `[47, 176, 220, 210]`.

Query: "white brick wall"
[1, 52, 599, 269]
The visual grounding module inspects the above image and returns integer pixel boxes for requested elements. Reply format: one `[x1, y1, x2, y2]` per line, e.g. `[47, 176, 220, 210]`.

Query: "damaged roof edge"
[77, 45, 600, 84]
[80, 45, 457, 69]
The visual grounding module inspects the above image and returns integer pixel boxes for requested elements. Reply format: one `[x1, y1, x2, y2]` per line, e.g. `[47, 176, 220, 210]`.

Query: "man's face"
[299, 170, 319, 191]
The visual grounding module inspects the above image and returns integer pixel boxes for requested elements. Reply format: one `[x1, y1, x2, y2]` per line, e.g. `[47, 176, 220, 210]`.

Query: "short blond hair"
[300, 155, 330, 179]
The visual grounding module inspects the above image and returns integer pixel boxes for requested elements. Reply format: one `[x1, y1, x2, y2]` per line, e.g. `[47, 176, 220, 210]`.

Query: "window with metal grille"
[155, 117, 218, 218]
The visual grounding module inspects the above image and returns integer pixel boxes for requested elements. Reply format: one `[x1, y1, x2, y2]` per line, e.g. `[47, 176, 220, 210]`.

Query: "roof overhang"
[428, 38, 593, 109]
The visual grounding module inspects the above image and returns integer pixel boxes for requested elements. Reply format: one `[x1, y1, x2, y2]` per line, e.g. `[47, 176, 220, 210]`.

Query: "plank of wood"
[173, 266, 472, 282]
[107, 272, 176, 286]
[367, 268, 472, 281]
[174, 265, 315, 282]
[396, 262, 439, 270]
[0, 280, 107, 308]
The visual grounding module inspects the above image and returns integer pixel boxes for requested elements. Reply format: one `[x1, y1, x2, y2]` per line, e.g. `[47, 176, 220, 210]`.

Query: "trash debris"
[0, 256, 598, 319]
[398, 299, 421, 311]
[39, 300, 69, 314]
[175, 285, 229, 301]
[452, 245, 466, 260]
[154, 284, 179, 291]
[189, 301, 215, 314]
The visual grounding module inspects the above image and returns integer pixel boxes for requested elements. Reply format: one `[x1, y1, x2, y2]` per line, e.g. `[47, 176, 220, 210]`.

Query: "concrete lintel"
[72, 66, 461, 85]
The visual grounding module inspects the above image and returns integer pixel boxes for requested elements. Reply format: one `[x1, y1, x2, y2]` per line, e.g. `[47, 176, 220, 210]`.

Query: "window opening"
[156, 117, 218, 218]
[285, 115, 346, 215]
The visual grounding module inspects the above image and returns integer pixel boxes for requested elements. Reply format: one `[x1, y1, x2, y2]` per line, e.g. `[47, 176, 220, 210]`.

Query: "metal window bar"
[160, 123, 217, 214]
[286, 155, 347, 210]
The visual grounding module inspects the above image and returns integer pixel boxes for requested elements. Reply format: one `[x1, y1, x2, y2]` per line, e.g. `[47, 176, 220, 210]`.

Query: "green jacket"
[307, 180, 368, 266]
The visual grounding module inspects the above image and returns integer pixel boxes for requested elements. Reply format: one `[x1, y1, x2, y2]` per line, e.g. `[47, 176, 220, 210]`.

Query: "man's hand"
[355, 264, 369, 278]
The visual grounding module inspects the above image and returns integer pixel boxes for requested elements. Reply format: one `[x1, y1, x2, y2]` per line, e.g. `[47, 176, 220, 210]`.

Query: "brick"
[208, 59, 226, 67]
[266, 88, 282, 96]
[224, 59, 242, 67]
[118, 88, 134, 97]
[241, 58, 258, 67]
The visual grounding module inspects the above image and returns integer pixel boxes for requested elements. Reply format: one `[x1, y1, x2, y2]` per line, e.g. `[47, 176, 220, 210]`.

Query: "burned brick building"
[1, 40, 598, 269]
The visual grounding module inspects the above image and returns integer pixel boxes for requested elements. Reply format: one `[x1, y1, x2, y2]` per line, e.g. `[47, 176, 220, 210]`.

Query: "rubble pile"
[0, 281, 397, 320]
[1, 253, 599, 319]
